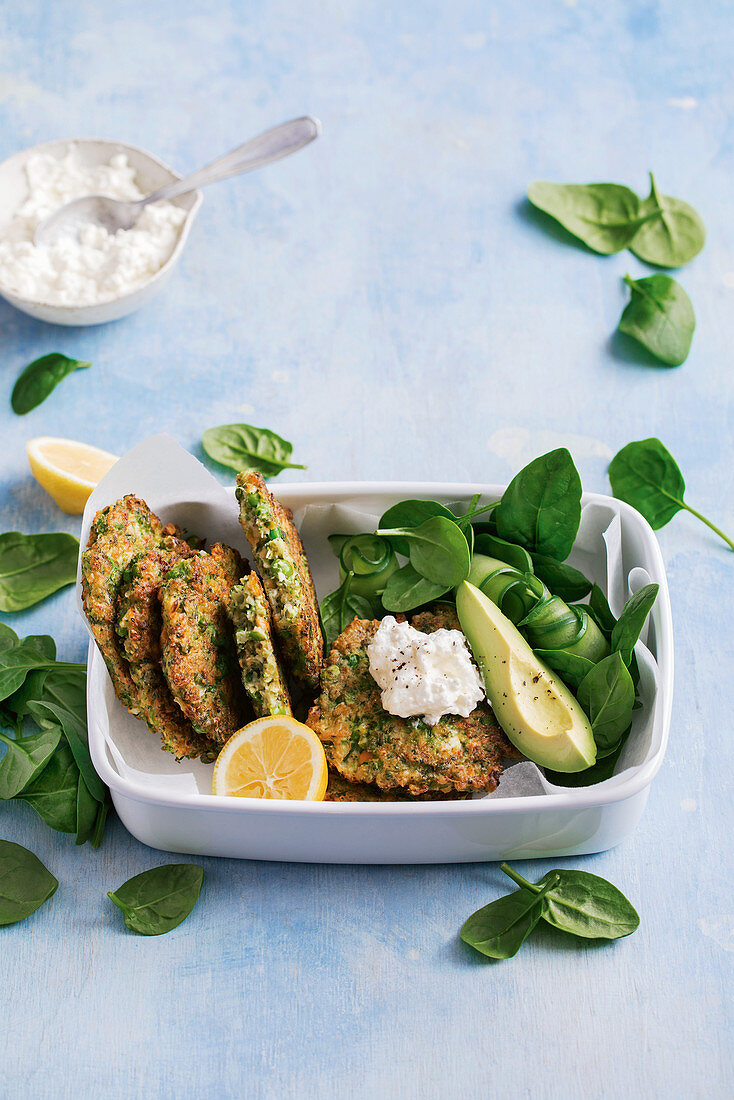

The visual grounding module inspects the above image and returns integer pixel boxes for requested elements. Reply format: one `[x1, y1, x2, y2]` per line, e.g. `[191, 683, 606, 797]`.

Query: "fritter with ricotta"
[160, 543, 248, 749]
[81, 495, 181, 713]
[116, 547, 207, 760]
[227, 573, 292, 718]
[236, 472, 323, 692]
[307, 608, 514, 796]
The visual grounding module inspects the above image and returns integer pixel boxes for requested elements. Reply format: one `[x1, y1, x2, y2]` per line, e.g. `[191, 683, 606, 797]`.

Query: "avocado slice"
[456, 581, 596, 773]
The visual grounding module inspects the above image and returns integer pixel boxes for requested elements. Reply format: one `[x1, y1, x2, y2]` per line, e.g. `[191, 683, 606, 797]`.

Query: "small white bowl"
[0, 138, 202, 326]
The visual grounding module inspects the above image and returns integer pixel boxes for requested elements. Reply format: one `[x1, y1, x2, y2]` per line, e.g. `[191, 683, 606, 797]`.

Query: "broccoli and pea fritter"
[116, 547, 207, 761]
[307, 609, 515, 797]
[81, 495, 181, 714]
[227, 573, 292, 718]
[236, 472, 323, 692]
[160, 543, 249, 749]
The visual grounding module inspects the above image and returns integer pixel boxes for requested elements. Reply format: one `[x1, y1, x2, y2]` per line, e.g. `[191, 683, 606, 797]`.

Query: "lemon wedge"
[212, 716, 328, 801]
[26, 436, 118, 514]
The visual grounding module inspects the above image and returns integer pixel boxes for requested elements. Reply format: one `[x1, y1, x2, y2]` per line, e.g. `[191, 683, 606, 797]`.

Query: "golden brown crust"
[160, 544, 249, 749]
[116, 547, 206, 760]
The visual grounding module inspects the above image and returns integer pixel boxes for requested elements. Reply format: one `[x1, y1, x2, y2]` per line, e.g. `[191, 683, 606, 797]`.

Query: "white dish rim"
[0, 136, 202, 310]
[87, 480, 674, 817]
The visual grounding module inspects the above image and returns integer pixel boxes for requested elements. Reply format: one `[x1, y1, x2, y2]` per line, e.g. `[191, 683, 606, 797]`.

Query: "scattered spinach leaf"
[381, 564, 449, 613]
[0, 839, 58, 926]
[0, 623, 19, 652]
[202, 424, 306, 477]
[494, 448, 582, 560]
[630, 173, 706, 268]
[28, 667, 106, 803]
[460, 876, 558, 960]
[0, 725, 62, 800]
[0, 635, 69, 701]
[11, 353, 91, 416]
[108, 864, 204, 936]
[618, 273, 695, 366]
[577, 653, 635, 754]
[609, 438, 733, 549]
[500, 864, 639, 940]
[17, 739, 80, 834]
[0, 531, 80, 612]
[75, 775, 99, 847]
[610, 584, 658, 667]
[530, 553, 592, 601]
[527, 181, 648, 254]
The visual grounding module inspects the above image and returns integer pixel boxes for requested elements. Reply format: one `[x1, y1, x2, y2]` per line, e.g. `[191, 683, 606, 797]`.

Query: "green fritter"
[81, 495, 180, 714]
[236, 472, 323, 692]
[227, 572, 292, 718]
[116, 547, 208, 761]
[160, 543, 249, 750]
[324, 770, 471, 802]
[307, 608, 516, 797]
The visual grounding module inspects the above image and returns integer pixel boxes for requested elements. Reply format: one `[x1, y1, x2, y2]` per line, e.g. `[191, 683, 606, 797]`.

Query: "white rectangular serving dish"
[86, 476, 673, 865]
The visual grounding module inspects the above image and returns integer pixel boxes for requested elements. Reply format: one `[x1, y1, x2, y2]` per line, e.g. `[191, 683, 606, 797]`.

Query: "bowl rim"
[0, 136, 202, 311]
[86, 480, 674, 818]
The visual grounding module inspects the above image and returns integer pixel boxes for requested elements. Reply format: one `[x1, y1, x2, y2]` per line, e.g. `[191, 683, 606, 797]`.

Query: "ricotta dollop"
[0, 146, 187, 306]
[367, 616, 485, 726]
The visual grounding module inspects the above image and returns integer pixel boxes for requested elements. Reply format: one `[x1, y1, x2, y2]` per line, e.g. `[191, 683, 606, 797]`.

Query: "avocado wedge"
[456, 581, 596, 773]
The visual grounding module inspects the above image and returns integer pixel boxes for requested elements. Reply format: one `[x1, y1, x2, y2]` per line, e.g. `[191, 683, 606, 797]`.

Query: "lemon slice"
[26, 436, 118, 514]
[212, 716, 328, 801]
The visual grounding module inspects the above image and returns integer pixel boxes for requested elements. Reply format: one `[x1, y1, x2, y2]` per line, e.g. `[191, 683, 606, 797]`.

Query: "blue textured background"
[0, 1, 732, 1096]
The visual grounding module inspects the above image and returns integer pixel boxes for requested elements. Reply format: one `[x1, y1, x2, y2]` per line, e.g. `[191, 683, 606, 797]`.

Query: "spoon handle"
[141, 117, 320, 206]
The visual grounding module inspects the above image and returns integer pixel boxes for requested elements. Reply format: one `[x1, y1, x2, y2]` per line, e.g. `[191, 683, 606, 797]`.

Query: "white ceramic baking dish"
[84, 466, 673, 864]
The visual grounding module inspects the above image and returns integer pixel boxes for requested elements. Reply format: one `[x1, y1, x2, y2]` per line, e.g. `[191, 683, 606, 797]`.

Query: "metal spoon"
[34, 116, 320, 246]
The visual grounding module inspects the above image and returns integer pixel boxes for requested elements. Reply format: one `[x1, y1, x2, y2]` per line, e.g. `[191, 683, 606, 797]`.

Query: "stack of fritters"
[82, 478, 326, 761]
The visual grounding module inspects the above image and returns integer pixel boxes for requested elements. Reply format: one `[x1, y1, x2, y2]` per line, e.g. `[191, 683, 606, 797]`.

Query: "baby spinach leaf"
[3, 668, 49, 720]
[0, 531, 79, 612]
[0, 725, 62, 800]
[75, 775, 99, 847]
[18, 739, 80, 833]
[0, 635, 63, 701]
[91, 797, 110, 849]
[202, 424, 306, 478]
[500, 864, 639, 940]
[378, 500, 456, 557]
[474, 534, 533, 573]
[320, 575, 380, 649]
[495, 448, 582, 561]
[381, 564, 449, 613]
[530, 553, 592, 601]
[0, 623, 19, 652]
[527, 181, 646, 254]
[11, 353, 91, 416]
[611, 584, 658, 667]
[533, 649, 595, 691]
[28, 666, 106, 803]
[618, 274, 695, 366]
[577, 653, 635, 754]
[108, 863, 204, 936]
[609, 438, 733, 549]
[0, 839, 58, 926]
[377, 517, 470, 587]
[629, 173, 706, 268]
[587, 584, 617, 638]
[460, 875, 558, 959]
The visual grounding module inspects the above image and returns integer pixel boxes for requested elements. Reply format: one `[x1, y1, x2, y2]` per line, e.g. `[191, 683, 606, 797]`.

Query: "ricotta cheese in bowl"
[0, 139, 200, 324]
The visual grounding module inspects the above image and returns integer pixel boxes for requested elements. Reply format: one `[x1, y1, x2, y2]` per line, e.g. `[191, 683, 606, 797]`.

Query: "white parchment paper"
[81, 436, 661, 800]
